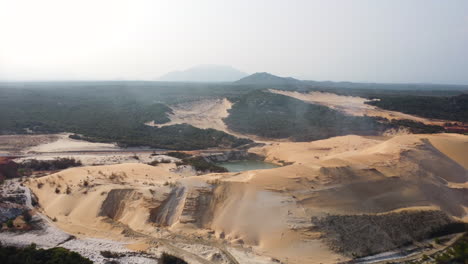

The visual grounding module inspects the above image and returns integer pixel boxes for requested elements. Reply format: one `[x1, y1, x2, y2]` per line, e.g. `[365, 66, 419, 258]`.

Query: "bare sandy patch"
[270, 89, 452, 125]
[147, 98, 231, 130]
[146, 98, 254, 140]
[26, 133, 119, 153]
[0, 134, 59, 155]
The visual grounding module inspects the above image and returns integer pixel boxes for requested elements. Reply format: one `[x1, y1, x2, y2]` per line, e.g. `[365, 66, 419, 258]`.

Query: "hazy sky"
[1, 0, 467, 84]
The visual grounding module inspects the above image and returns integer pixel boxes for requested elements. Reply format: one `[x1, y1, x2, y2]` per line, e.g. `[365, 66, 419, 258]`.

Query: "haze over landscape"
[1, 0, 468, 84]
[0, 1, 467, 264]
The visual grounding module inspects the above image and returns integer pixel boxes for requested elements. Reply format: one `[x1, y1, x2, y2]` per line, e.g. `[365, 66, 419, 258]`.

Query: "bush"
[19, 158, 82, 171]
[0, 243, 93, 263]
[435, 233, 468, 264]
[6, 219, 14, 228]
[100, 250, 123, 258]
[178, 157, 228, 173]
[165, 152, 192, 159]
[158, 252, 188, 264]
[148, 160, 160, 166]
[22, 211, 32, 223]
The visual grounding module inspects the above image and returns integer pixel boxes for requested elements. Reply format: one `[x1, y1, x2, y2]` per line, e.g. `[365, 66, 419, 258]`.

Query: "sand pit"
[270, 89, 452, 125]
[24, 133, 467, 263]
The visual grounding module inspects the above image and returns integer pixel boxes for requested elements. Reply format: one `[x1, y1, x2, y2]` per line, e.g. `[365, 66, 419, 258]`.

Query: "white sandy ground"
[14, 153, 180, 167]
[148, 98, 232, 132]
[0, 133, 120, 156]
[146, 98, 275, 141]
[26, 133, 120, 153]
[270, 89, 455, 126]
[10, 133, 465, 264]
[0, 179, 158, 264]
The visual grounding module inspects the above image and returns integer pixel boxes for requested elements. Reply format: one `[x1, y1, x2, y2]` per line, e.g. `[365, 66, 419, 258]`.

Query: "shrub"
[22, 211, 32, 223]
[158, 252, 188, 264]
[148, 160, 160, 166]
[0, 243, 93, 263]
[100, 250, 123, 258]
[165, 152, 192, 159]
[19, 158, 82, 171]
[6, 219, 14, 228]
[178, 157, 228, 173]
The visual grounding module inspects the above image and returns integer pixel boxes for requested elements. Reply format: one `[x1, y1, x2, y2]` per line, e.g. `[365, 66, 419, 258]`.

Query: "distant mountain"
[158, 65, 247, 82]
[234, 72, 301, 85]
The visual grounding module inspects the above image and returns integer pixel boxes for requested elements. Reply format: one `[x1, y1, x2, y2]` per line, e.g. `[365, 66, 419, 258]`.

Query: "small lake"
[216, 160, 279, 172]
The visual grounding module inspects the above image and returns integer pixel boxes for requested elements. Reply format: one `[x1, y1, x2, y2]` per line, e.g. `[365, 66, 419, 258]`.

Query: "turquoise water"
[216, 160, 279, 172]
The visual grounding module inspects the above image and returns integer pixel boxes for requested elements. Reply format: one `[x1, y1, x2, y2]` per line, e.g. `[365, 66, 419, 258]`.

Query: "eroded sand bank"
[25, 133, 468, 263]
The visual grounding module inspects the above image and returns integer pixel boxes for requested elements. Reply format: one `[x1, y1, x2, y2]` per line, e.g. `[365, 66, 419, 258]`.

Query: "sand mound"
[27, 133, 468, 263]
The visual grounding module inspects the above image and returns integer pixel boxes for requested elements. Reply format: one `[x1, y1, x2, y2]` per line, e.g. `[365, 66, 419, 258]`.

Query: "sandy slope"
[147, 98, 241, 136]
[146, 98, 266, 141]
[270, 89, 452, 125]
[26, 133, 468, 264]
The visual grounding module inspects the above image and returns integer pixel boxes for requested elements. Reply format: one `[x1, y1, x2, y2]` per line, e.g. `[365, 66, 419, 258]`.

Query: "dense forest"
[367, 94, 468, 122]
[0, 81, 463, 149]
[224, 90, 386, 140]
[0, 86, 250, 150]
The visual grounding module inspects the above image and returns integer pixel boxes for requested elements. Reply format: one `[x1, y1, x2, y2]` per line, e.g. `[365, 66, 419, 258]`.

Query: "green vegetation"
[434, 233, 468, 264]
[19, 158, 82, 172]
[158, 252, 188, 264]
[225, 90, 385, 141]
[385, 119, 444, 134]
[165, 152, 193, 159]
[177, 157, 228, 173]
[100, 250, 124, 258]
[0, 86, 251, 150]
[6, 219, 14, 229]
[22, 211, 32, 223]
[0, 82, 464, 150]
[367, 94, 468, 122]
[312, 211, 464, 258]
[0, 243, 92, 264]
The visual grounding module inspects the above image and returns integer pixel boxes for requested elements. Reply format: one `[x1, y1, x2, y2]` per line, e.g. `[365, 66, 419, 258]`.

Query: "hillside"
[158, 65, 247, 82]
[224, 90, 385, 140]
[367, 93, 468, 122]
[234, 72, 301, 86]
